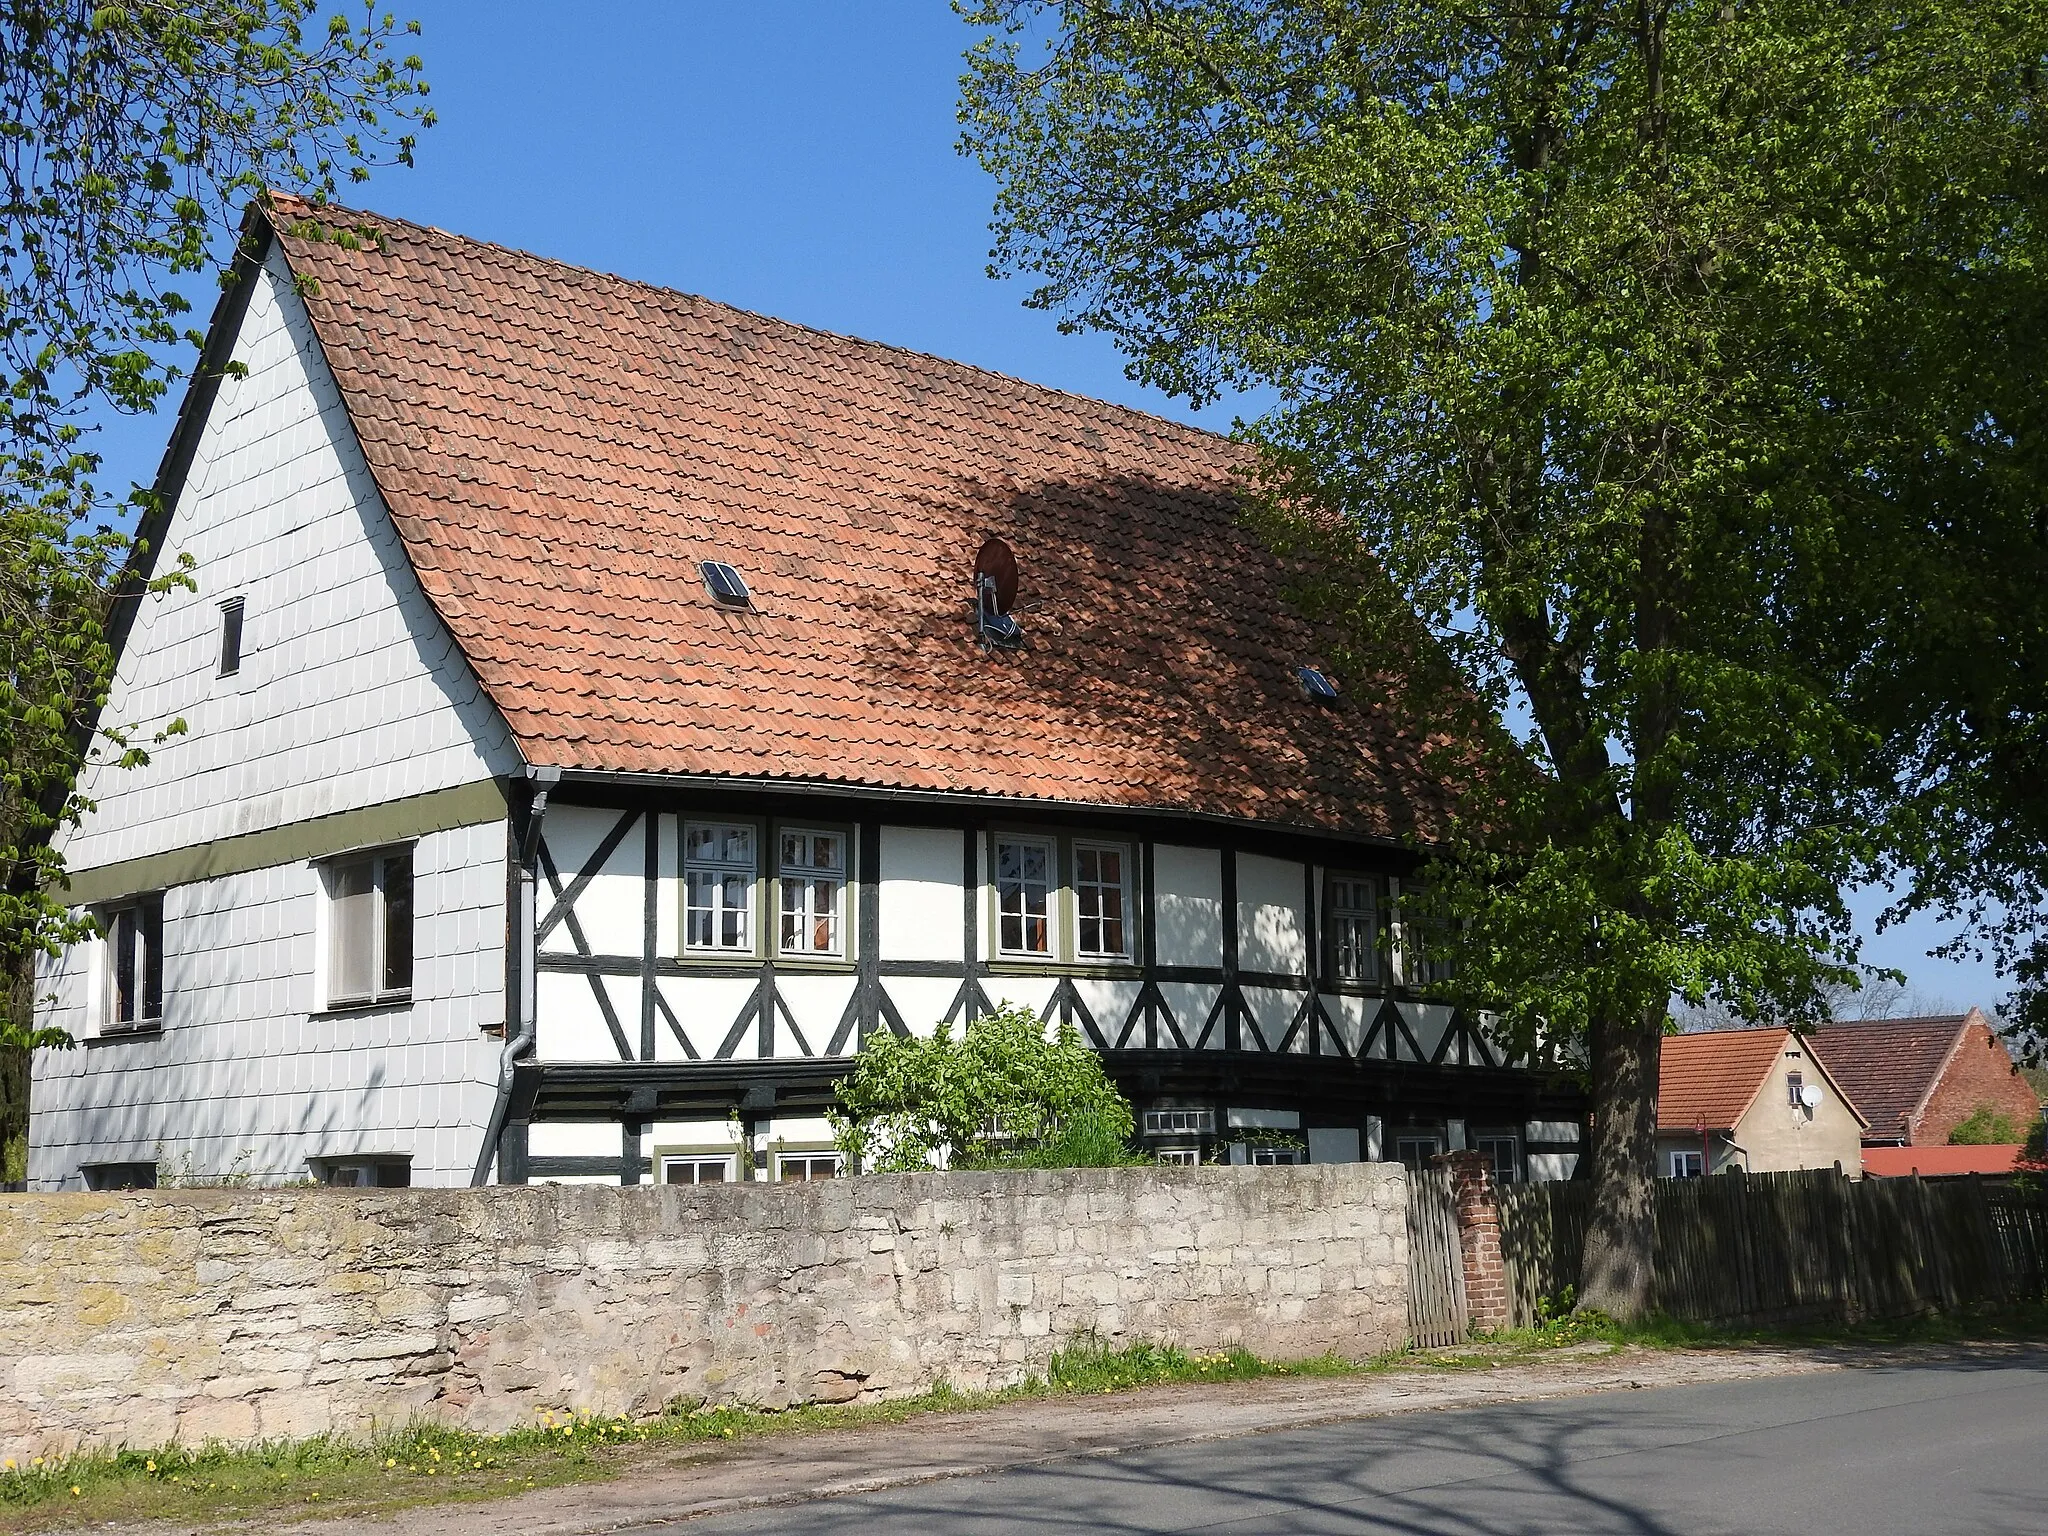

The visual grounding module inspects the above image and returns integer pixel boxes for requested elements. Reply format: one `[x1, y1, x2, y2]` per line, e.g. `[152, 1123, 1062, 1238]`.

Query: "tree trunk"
[1576, 1004, 1664, 1319]
[2, 951, 32, 1185]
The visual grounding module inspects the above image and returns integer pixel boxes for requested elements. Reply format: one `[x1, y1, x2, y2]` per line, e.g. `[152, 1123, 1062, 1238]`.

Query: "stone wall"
[0, 1162, 1409, 1461]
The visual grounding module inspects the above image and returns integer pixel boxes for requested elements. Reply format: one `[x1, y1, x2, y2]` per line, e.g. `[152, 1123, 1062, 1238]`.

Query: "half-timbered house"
[29, 198, 1584, 1190]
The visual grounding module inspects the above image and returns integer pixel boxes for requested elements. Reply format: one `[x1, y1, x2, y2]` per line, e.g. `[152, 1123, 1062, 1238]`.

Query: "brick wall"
[1915, 1018, 2043, 1146]
[0, 1162, 1410, 1461]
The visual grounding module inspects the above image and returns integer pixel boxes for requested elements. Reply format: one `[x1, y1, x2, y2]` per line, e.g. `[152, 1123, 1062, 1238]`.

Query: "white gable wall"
[30, 247, 520, 1189]
[63, 247, 519, 871]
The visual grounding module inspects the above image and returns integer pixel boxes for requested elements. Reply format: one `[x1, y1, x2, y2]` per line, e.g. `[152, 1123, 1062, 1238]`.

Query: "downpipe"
[470, 764, 560, 1185]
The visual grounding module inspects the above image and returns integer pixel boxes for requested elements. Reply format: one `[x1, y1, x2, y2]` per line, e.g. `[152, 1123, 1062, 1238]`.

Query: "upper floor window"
[1327, 874, 1381, 984]
[99, 896, 164, 1033]
[779, 829, 845, 958]
[218, 596, 245, 676]
[324, 849, 412, 1008]
[1073, 840, 1130, 959]
[1786, 1070, 1805, 1108]
[685, 822, 755, 952]
[995, 836, 1054, 956]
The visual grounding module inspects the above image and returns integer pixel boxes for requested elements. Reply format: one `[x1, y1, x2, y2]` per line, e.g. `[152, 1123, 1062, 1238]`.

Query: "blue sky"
[87, 2, 2001, 1013]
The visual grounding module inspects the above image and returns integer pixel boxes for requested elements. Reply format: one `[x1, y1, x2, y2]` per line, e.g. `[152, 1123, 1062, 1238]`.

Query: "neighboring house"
[29, 197, 1585, 1191]
[1656, 1028, 1867, 1177]
[1806, 1010, 2042, 1148]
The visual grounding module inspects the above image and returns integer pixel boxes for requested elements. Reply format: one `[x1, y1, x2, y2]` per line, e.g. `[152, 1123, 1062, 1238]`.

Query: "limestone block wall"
[0, 1162, 1409, 1461]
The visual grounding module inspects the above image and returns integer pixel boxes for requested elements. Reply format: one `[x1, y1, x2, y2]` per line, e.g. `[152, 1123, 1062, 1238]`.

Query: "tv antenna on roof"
[972, 536, 1024, 650]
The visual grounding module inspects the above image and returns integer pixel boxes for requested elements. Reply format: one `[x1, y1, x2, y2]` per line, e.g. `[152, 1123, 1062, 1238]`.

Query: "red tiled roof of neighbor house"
[1657, 1028, 1795, 1132]
[1861, 1144, 2023, 1178]
[256, 196, 1470, 841]
[1805, 1015, 1974, 1143]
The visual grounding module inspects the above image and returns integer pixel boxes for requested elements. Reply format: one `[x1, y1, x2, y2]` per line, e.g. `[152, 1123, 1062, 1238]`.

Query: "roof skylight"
[700, 560, 750, 607]
[1297, 666, 1339, 704]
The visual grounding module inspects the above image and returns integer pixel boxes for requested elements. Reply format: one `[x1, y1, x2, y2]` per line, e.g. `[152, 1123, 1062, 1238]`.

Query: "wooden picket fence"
[1496, 1168, 2048, 1330]
[1406, 1163, 1469, 1347]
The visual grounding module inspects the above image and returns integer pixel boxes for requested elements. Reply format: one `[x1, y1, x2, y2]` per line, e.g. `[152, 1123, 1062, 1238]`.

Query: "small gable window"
[218, 596, 245, 676]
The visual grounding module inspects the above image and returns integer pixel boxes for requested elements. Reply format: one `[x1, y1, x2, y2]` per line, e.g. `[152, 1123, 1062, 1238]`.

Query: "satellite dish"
[1799, 1083, 1823, 1109]
[973, 536, 1019, 613]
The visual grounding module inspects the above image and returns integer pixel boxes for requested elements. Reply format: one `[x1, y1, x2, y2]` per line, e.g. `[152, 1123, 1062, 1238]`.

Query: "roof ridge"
[264, 193, 1250, 455]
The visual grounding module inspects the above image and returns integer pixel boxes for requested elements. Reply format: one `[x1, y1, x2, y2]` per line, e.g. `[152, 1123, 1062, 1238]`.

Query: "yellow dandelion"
[146, 1460, 157, 1472]
[70, 1485, 81, 1497]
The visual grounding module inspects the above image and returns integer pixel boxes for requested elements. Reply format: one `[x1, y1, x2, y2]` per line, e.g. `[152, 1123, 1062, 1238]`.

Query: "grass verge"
[6, 1312, 2045, 1532]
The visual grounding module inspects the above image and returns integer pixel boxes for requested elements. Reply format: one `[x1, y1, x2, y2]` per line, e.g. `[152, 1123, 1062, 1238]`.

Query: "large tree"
[959, 0, 2048, 1314]
[0, 0, 431, 1179]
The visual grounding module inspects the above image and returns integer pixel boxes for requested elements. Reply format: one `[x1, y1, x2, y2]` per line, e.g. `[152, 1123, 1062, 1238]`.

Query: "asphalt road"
[668, 1357, 2048, 1535]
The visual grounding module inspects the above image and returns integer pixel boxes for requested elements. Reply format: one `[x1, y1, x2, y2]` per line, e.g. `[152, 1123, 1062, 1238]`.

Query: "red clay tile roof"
[260, 197, 1464, 840]
[1862, 1144, 2021, 1178]
[1805, 1016, 1968, 1142]
[1658, 1028, 1791, 1131]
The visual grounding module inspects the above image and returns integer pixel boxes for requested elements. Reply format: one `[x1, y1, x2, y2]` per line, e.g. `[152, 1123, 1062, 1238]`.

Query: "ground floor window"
[1668, 1149, 1705, 1178]
[662, 1154, 735, 1184]
[97, 896, 164, 1033]
[1474, 1132, 1522, 1185]
[80, 1161, 157, 1190]
[1156, 1147, 1201, 1166]
[1249, 1145, 1303, 1166]
[310, 1155, 411, 1187]
[777, 1151, 842, 1181]
[1142, 1108, 1215, 1137]
[1394, 1134, 1444, 1171]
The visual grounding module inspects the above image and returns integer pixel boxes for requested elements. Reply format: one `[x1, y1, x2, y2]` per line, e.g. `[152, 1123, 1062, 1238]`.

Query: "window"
[778, 829, 845, 958]
[1157, 1148, 1200, 1167]
[1073, 841, 1130, 959]
[1394, 1134, 1443, 1171]
[662, 1155, 733, 1185]
[99, 896, 164, 1032]
[218, 596, 245, 676]
[685, 823, 756, 953]
[1786, 1071, 1805, 1108]
[1392, 880, 1454, 987]
[1476, 1133, 1522, 1185]
[311, 1155, 411, 1188]
[995, 837, 1054, 956]
[81, 1161, 157, 1190]
[1250, 1145, 1303, 1166]
[324, 850, 412, 1007]
[777, 1151, 842, 1182]
[1327, 875, 1381, 984]
[1669, 1150, 1705, 1178]
[1142, 1108, 1216, 1137]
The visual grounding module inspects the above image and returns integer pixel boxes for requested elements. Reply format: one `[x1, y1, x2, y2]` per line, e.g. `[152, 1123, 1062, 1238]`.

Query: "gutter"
[542, 766, 1414, 854]
[471, 764, 561, 1185]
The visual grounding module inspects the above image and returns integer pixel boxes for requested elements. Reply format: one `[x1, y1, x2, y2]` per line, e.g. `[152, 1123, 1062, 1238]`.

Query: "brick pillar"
[1437, 1149, 1510, 1332]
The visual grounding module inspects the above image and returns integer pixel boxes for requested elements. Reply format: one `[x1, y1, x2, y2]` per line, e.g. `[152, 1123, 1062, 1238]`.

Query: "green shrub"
[1948, 1105, 2023, 1145]
[831, 1004, 1138, 1171]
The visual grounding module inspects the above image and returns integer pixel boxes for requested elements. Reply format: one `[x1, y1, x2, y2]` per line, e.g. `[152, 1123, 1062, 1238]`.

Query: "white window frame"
[319, 848, 414, 1010]
[776, 826, 847, 960]
[1669, 1149, 1706, 1178]
[95, 894, 165, 1034]
[994, 834, 1057, 959]
[1326, 873, 1381, 985]
[661, 1154, 736, 1185]
[1249, 1145, 1303, 1166]
[1072, 839, 1133, 960]
[1156, 1148, 1200, 1167]
[1475, 1132, 1522, 1185]
[683, 821, 758, 955]
[776, 1150, 843, 1182]
[1142, 1108, 1216, 1137]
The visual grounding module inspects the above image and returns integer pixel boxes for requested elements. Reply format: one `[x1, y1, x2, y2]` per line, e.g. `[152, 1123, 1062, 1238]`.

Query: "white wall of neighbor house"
[59, 247, 521, 876]
[29, 820, 507, 1189]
